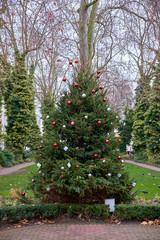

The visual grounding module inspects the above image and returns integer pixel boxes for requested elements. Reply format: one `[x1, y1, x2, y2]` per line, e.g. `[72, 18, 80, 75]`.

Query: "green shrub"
[134, 152, 148, 163]
[23, 151, 32, 160]
[0, 150, 6, 165]
[115, 204, 160, 220]
[0, 208, 5, 222]
[1, 149, 15, 167]
[3, 204, 110, 222]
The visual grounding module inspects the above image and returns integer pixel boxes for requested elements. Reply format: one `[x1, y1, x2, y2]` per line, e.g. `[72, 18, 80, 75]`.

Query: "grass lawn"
[0, 162, 159, 200]
[0, 164, 37, 197]
[124, 162, 160, 199]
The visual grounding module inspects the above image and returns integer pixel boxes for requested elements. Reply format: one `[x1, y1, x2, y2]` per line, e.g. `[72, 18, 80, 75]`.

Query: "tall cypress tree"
[132, 76, 150, 154]
[5, 53, 35, 161]
[144, 61, 160, 162]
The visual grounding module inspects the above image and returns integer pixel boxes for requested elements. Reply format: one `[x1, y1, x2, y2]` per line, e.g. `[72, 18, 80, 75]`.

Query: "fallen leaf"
[47, 220, 55, 224]
[141, 221, 148, 225]
[14, 224, 21, 228]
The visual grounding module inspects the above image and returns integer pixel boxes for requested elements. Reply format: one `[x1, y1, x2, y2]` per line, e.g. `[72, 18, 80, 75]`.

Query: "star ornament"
[37, 163, 41, 168]
[67, 162, 71, 168]
[64, 146, 68, 151]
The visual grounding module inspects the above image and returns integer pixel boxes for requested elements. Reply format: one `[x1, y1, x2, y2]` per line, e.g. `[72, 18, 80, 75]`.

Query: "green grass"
[0, 162, 159, 200]
[0, 164, 37, 197]
[124, 163, 160, 199]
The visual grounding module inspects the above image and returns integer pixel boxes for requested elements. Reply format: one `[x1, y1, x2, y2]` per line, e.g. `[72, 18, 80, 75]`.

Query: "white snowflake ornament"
[64, 146, 68, 151]
[107, 107, 111, 111]
[117, 173, 121, 178]
[108, 173, 112, 177]
[37, 163, 41, 168]
[61, 166, 64, 170]
[132, 182, 136, 187]
[67, 162, 71, 168]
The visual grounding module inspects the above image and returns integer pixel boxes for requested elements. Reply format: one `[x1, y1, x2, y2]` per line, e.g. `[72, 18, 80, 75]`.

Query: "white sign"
[104, 198, 115, 212]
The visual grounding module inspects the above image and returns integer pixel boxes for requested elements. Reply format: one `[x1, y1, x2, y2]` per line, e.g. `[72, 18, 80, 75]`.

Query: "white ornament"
[121, 160, 124, 163]
[42, 173, 45, 176]
[64, 146, 68, 151]
[67, 162, 71, 168]
[62, 94, 65, 97]
[46, 187, 50, 191]
[116, 116, 118, 119]
[39, 171, 41, 173]
[63, 125, 66, 128]
[132, 182, 136, 187]
[117, 173, 121, 178]
[84, 115, 88, 119]
[32, 179, 34, 182]
[103, 160, 106, 162]
[82, 93, 86, 98]
[107, 108, 111, 111]
[61, 166, 64, 170]
[88, 173, 92, 177]
[46, 115, 50, 119]
[108, 173, 112, 177]
[37, 163, 41, 168]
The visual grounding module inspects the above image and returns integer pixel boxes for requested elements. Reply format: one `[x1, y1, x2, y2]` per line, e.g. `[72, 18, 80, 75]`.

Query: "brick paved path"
[0, 162, 35, 176]
[0, 223, 160, 240]
[125, 160, 160, 172]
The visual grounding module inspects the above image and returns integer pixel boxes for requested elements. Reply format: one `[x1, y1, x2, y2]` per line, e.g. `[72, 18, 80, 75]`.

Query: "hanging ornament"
[63, 125, 66, 128]
[116, 116, 118, 119]
[39, 154, 42, 157]
[64, 146, 68, 151]
[84, 115, 88, 119]
[103, 98, 107, 102]
[132, 182, 136, 187]
[46, 187, 50, 191]
[62, 94, 65, 97]
[97, 121, 102, 125]
[118, 139, 122, 143]
[53, 143, 58, 147]
[107, 183, 110, 186]
[122, 164, 124, 167]
[107, 108, 111, 111]
[74, 83, 78, 87]
[61, 166, 64, 170]
[39, 171, 41, 173]
[21, 192, 25, 196]
[32, 179, 37, 182]
[108, 173, 112, 177]
[61, 174, 64, 178]
[71, 121, 75, 126]
[117, 156, 122, 160]
[117, 173, 121, 178]
[97, 70, 101, 74]
[63, 78, 67, 82]
[39, 145, 43, 149]
[52, 122, 56, 126]
[105, 140, 109, 144]
[67, 162, 71, 168]
[103, 160, 106, 162]
[46, 115, 50, 119]
[100, 86, 104, 90]
[37, 163, 41, 168]
[67, 101, 71, 105]
[69, 61, 72, 65]
[121, 160, 124, 163]
[97, 75, 100, 78]
[88, 173, 92, 177]
[82, 93, 86, 98]
[94, 154, 98, 158]
[75, 165, 79, 168]
[51, 126, 54, 130]
[129, 186, 132, 190]
[75, 60, 78, 63]
[91, 89, 95, 94]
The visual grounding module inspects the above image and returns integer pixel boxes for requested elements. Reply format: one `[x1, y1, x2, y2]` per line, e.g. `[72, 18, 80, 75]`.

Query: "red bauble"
[75, 60, 78, 63]
[117, 156, 121, 160]
[71, 121, 75, 126]
[122, 164, 124, 168]
[39, 145, 43, 149]
[63, 78, 66, 82]
[91, 89, 95, 94]
[103, 98, 107, 102]
[67, 101, 71, 105]
[97, 75, 100, 78]
[129, 186, 132, 190]
[61, 174, 64, 178]
[21, 192, 25, 196]
[105, 140, 109, 144]
[133, 197, 135, 200]
[107, 183, 110, 186]
[51, 126, 54, 130]
[52, 122, 56, 125]
[100, 86, 104, 90]
[69, 61, 72, 65]
[97, 70, 101, 74]
[39, 154, 42, 157]
[75, 165, 79, 168]
[94, 154, 98, 158]
[97, 121, 102, 125]
[53, 143, 58, 147]
[74, 83, 78, 87]
[118, 139, 122, 143]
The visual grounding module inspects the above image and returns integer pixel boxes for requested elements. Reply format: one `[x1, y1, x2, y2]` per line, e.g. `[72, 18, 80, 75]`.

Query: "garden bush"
[1, 149, 15, 167]
[134, 152, 148, 163]
[0, 151, 6, 166]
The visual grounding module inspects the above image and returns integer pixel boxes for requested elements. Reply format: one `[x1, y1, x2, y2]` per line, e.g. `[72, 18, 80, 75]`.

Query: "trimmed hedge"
[1, 204, 110, 223]
[0, 203, 160, 223]
[115, 204, 160, 220]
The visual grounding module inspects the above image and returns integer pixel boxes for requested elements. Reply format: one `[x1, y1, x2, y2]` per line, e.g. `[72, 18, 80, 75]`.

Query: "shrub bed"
[115, 204, 160, 220]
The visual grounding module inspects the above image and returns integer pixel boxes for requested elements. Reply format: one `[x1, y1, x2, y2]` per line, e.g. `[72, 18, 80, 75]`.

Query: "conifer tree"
[132, 76, 150, 153]
[144, 61, 160, 161]
[29, 68, 135, 204]
[118, 106, 134, 153]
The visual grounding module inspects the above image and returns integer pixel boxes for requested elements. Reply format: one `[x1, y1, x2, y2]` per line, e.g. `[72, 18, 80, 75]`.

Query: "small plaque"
[104, 198, 115, 212]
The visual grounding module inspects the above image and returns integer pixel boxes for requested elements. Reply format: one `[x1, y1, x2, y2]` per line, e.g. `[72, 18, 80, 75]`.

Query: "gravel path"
[0, 162, 35, 176]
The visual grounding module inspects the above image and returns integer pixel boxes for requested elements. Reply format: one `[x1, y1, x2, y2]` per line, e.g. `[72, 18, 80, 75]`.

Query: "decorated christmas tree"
[29, 66, 135, 204]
